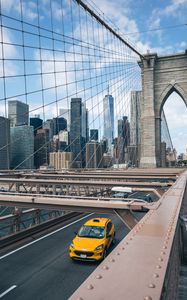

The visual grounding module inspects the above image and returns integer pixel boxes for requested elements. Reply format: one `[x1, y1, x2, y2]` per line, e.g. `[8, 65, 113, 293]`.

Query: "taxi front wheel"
[112, 232, 116, 244]
[102, 249, 107, 260]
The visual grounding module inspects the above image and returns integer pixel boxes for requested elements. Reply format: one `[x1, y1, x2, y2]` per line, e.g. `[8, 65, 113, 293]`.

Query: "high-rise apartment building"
[10, 125, 34, 169]
[103, 94, 114, 152]
[0, 116, 10, 169]
[50, 151, 73, 170]
[8, 100, 29, 127]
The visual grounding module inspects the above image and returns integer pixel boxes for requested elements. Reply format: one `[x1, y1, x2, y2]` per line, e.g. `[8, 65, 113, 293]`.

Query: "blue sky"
[0, 0, 186, 155]
[92, 0, 187, 53]
[86, 0, 187, 154]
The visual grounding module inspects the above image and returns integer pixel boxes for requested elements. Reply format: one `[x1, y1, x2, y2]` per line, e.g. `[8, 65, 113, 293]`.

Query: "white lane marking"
[0, 285, 17, 298]
[0, 213, 94, 260]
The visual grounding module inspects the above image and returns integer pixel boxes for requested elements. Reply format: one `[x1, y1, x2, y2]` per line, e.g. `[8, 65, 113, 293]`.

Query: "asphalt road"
[0, 212, 136, 300]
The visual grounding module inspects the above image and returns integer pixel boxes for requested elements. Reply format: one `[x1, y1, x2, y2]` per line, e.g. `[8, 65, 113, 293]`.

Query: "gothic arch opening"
[161, 91, 187, 166]
[159, 84, 187, 116]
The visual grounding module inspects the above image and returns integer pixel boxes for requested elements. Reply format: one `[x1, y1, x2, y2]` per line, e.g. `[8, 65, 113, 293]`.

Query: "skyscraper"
[86, 109, 89, 143]
[10, 125, 34, 169]
[117, 116, 130, 163]
[43, 119, 54, 141]
[8, 100, 29, 127]
[103, 94, 114, 152]
[0, 116, 10, 169]
[53, 117, 67, 135]
[59, 108, 70, 131]
[34, 128, 50, 169]
[81, 103, 87, 140]
[90, 129, 98, 141]
[81, 103, 88, 166]
[129, 91, 142, 166]
[130, 91, 141, 146]
[86, 141, 102, 168]
[70, 98, 82, 168]
[30, 115, 43, 136]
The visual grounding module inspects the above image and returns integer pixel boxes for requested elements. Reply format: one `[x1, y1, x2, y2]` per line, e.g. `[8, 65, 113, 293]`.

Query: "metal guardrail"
[0, 212, 82, 250]
[0, 208, 63, 236]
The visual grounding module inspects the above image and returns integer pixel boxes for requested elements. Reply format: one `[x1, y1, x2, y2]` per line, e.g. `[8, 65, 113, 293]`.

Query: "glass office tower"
[103, 94, 114, 152]
[8, 100, 29, 127]
[10, 125, 34, 169]
[0, 116, 10, 169]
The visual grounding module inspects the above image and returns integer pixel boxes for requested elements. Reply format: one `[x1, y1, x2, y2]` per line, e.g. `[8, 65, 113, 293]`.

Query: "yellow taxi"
[69, 217, 115, 261]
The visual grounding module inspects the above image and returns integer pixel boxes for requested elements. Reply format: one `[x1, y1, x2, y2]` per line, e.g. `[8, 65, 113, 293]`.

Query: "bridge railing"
[69, 170, 187, 300]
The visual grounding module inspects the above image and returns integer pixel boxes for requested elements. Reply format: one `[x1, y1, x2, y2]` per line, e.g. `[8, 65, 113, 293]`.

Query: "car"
[112, 192, 129, 198]
[69, 217, 115, 261]
[143, 194, 153, 202]
[111, 187, 131, 199]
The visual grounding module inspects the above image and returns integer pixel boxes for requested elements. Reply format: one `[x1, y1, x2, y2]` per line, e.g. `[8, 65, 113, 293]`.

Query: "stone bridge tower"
[139, 51, 187, 168]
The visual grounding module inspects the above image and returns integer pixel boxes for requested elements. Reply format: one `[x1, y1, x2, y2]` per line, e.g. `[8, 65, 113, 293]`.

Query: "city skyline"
[0, 93, 179, 170]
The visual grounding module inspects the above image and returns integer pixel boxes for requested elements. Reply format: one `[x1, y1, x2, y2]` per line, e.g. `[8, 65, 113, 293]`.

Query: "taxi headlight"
[70, 242, 74, 248]
[95, 244, 104, 251]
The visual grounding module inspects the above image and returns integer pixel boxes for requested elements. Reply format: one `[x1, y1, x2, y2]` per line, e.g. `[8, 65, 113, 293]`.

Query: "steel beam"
[16, 173, 177, 181]
[0, 194, 157, 213]
[114, 209, 138, 229]
[0, 177, 172, 189]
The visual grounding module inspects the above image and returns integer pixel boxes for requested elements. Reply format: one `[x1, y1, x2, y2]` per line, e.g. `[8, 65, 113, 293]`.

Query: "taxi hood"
[73, 235, 104, 250]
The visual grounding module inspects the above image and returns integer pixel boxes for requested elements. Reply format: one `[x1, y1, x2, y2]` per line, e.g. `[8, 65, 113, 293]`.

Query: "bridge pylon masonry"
[139, 51, 187, 168]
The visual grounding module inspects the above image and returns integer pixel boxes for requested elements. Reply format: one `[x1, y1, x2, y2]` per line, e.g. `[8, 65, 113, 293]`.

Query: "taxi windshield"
[78, 225, 105, 239]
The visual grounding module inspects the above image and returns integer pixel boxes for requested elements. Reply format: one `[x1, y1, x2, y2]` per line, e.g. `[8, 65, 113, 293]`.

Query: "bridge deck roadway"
[69, 170, 187, 300]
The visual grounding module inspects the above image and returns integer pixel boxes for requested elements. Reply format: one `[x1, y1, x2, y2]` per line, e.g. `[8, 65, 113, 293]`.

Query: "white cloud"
[1, 0, 38, 20]
[149, 0, 187, 20]
[0, 28, 18, 77]
[1, 0, 20, 12]
[163, 0, 187, 16]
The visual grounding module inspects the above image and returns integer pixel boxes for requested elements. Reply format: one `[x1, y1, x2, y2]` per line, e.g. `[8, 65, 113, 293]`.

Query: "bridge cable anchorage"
[75, 0, 146, 60]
